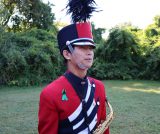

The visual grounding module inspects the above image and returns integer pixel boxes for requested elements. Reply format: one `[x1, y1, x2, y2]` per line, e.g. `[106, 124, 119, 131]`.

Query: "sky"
[43, 0, 160, 30]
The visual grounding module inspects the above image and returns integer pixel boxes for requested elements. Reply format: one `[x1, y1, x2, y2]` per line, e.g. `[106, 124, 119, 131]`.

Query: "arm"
[101, 84, 110, 134]
[38, 91, 59, 134]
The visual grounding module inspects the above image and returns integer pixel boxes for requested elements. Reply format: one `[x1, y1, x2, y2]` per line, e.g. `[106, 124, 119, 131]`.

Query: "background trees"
[0, 0, 61, 86]
[0, 27, 63, 86]
[0, 0, 160, 86]
[91, 25, 140, 79]
[139, 15, 160, 80]
[0, 0, 55, 31]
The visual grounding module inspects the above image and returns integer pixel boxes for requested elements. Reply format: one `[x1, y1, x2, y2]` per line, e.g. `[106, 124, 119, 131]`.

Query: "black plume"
[66, 0, 98, 23]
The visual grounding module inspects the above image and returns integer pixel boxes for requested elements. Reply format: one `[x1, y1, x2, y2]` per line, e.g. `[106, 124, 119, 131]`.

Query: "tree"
[91, 26, 141, 80]
[0, 0, 55, 31]
[91, 23, 106, 44]
[0, 27, 61, 86]
[154, 15, 160, 27]
[101, 27, 139, 62]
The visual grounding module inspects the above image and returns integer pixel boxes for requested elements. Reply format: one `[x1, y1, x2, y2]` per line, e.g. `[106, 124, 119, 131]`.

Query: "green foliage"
[92, 23, 106, 45]
[90, 60, 132, 80]
[0, 0, 55, 31]
[0, 27, 63, 86]
[142, 46, 160, 80]
[90, 20, 160, 81]
[1, 12, 160, 86]
[154, 15, 160, 27]
[91, 26, 140, 80]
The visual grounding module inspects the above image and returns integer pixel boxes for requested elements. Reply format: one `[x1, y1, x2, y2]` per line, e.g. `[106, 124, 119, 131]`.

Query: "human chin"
[84, 60, 93, 68]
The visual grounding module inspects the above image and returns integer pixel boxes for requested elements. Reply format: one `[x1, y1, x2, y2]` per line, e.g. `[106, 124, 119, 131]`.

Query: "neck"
[67, 62, 88, 78]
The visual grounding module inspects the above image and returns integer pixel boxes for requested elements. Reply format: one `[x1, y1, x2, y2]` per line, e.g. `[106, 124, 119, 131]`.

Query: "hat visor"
[72, 42, 96, 48]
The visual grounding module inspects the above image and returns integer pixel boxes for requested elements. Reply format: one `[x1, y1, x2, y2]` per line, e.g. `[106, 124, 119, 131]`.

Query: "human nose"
[87, 48, 94, 55]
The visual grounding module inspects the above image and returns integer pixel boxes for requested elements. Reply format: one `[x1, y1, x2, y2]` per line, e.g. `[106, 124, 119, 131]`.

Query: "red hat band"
[57, 22, 95, 54]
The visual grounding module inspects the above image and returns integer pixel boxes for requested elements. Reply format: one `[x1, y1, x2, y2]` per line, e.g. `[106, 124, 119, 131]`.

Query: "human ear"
[62, 50, 71, 60]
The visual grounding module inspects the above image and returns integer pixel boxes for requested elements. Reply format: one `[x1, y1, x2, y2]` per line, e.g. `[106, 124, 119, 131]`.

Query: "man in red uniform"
[38, 22, 109, 134]
[38, 0, 110, 134]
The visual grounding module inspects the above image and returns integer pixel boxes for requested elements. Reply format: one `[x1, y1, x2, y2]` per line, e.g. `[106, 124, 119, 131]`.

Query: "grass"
[0, 80, 160, 134]
[104, 80, 160, 134]
[0, 86, 42, 134]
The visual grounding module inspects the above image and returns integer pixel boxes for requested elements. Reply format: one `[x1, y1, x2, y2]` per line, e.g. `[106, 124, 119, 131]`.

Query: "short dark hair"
[62, 45, 75, 63]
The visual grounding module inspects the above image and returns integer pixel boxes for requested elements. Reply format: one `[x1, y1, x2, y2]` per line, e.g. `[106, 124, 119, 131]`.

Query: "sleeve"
[38, 90, 59, 134]
[101, 83, 110, 134]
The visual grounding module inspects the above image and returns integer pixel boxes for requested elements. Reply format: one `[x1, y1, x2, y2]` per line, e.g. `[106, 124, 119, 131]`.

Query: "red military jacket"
[38, 73, 109, 134]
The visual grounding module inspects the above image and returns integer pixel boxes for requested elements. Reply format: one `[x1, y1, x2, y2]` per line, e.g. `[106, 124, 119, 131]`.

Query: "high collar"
[65, 71, 88, 84]
[64, 71, 88, 99]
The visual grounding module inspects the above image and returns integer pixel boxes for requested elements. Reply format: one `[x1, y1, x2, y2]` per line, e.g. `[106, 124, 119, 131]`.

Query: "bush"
[90, 59, 133, 80]
[90, 27, 141, 80]
[143, 46, 160, 80]
[0, 28, 64, 86]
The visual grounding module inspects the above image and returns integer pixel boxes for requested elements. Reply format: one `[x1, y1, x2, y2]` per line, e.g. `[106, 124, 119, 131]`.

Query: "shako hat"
[57, 0, 98, 54]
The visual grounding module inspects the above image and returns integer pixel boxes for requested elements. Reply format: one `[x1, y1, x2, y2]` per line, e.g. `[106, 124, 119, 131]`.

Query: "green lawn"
[104, 80, 160, 134]
[0, 80, 160, 134]
[0, 86, 42, 134]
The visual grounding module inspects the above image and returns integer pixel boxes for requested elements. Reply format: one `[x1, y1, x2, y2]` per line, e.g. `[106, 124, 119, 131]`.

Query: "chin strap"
[66, 41, 74, 53]
[77, 63, 88, 70]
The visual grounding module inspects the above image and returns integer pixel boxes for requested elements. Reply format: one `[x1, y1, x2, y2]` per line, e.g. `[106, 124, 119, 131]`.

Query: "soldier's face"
[71, 45, 94, 69]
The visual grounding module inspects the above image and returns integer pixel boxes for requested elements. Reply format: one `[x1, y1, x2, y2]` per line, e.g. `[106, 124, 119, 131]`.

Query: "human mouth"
[85, 58, 93, 61]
